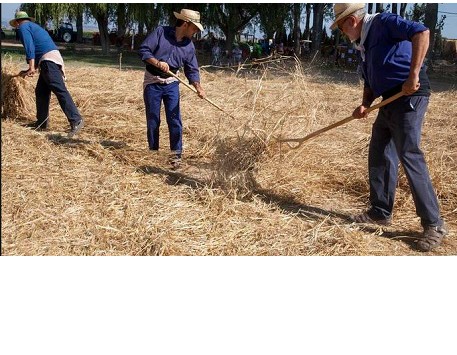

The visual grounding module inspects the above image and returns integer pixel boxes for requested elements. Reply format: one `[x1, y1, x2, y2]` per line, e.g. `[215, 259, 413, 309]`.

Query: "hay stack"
[1, 62, 35, 120]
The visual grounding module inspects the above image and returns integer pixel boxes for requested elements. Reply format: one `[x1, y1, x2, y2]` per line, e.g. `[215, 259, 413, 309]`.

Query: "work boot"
[68, 118, 84, 138]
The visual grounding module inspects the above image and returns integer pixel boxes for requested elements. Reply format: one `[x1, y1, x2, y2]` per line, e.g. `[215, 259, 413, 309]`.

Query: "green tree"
[258, 4, 291, 43]
[206, 4, 260, 54]
[292, 3, 303, 55]
[424, 3, 438, 60]
[311, 3, 325, 53]
[20, 3, 86, 43]
[86, 3, 115, 55]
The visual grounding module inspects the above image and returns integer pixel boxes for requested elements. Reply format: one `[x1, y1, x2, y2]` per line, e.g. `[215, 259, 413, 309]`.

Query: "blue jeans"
[36, 60, 82, 127]
[368, 95, 442, 227]
[143, 82, 182, 154]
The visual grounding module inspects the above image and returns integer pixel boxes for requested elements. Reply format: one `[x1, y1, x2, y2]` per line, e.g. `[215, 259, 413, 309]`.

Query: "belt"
[146, 64, 178, 78]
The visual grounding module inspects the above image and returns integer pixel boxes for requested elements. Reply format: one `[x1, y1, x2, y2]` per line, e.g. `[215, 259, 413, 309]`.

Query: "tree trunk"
[305, 4, 311, 40]
[392, 3, 398, 15]
[400, 4, 407, 18]
[117, 4, 127, 38]
[138, 21, 144, 36]
[76, 12, 83, 43]
[96, 14, 110, 55]
[368, 4, 373, 14]
[424, 3, 438, 60]
[225, 31, 236, 57]
[311, 3, 324, 53]
[293, 3, 301, 55]
[116, 3, 127, 52]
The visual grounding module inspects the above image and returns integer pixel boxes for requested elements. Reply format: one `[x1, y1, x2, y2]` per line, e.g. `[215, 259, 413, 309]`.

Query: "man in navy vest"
[331, 3, 448, 251]
[139, 9, 206, 169]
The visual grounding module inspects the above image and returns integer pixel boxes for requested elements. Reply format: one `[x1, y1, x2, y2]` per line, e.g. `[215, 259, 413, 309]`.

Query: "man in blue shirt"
[138, 9, 206, 169]
[10, 11, 84, 138]
[331, 4, 448, 251]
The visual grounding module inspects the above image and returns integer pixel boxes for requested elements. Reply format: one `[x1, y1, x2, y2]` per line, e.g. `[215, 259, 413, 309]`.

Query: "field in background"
[1, 54, 456, 255]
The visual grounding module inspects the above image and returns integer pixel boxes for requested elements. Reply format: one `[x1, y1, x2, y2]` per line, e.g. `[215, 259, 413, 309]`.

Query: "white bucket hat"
[173, 9, 204, 32]
[330, 3, 366, 30]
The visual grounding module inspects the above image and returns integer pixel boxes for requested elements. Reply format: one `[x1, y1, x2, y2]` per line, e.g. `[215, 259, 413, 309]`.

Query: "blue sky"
[2, 2, 457, 39]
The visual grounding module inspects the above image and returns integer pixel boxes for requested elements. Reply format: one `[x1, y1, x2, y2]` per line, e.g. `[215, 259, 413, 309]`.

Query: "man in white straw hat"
[332, 4, 448, 251]
[10, 11, 84, 138]
[138, 8, 206, 169]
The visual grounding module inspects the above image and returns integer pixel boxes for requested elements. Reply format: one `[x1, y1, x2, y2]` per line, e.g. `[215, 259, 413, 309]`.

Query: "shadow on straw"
[46, 133, 92, 145]
[254, 187, 420, 249]
[255, 188, 350, 221]
[99, 140, 128, 150]
[355, 225, 421, 249]
[138, 165, 207, 189]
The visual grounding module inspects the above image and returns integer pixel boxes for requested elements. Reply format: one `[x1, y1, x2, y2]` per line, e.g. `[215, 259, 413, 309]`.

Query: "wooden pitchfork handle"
[166, 70, 236, 119]
[276, 91, 405, 149]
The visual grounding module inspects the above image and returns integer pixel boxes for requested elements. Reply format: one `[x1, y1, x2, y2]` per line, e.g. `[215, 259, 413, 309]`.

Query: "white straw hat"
[173, 9, 204, 32]
[330, 3, 366, 30]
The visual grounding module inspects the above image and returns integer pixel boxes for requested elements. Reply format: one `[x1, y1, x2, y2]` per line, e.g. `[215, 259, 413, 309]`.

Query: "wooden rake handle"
[277, 91, 405, 149]
[166, 70, 235, 119]
[11, 70, 29, 78]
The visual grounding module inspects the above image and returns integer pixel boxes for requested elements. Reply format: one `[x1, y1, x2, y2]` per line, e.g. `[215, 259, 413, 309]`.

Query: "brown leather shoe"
[417, 223, 448, 252]
[350, 211, 392, 226]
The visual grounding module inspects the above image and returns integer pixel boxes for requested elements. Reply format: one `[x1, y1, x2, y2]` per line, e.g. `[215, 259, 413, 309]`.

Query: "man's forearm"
[410, 30, 429, 78]
[362, 85, 375, 107]
[28, 58, 35, 70]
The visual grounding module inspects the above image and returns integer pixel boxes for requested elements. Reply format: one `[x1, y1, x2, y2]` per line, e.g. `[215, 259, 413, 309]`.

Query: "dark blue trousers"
[36, 60, 82, 127]
[368, 95, 442, 227]
[143, 81, 182, 154]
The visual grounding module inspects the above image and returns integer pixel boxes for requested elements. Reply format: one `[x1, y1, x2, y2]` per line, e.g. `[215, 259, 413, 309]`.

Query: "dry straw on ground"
[1, 55, 456, 255]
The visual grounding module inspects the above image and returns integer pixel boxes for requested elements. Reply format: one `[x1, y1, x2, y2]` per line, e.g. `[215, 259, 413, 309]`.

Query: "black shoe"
[68, 118, 84, 138]
[26, 121, 49, 131]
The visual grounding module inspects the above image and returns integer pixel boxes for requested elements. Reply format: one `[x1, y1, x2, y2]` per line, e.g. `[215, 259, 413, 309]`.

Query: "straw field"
[2, 56, 456, 255]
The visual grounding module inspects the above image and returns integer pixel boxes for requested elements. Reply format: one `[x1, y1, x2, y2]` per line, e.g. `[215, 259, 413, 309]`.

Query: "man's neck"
[175, 26, 185, 42]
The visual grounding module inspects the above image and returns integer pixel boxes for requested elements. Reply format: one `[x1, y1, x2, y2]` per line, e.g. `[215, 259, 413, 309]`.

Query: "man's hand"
[157, 61, 169, 73]
[352, 105, 369, 119]
[25, 67, 36, 77]
[18, 70, 29, 78]
[402, 75, 420, 95]
[192, 82, 206, 99]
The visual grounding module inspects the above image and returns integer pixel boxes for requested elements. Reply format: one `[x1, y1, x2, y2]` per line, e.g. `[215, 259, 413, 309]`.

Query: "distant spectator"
[232, 44, 242, 65]
[211, 42, 221, 65]
[277, 42, 284, 54]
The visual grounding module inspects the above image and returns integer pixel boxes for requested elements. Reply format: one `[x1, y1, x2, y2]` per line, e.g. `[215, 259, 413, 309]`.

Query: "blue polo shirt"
[360, 13, 430, 98]
[17, 21, 58, 66]
[138, 26, 200, 84]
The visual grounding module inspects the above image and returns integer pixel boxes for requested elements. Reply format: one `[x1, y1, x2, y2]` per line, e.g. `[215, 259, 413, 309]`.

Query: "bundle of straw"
[1, 63, 35, 120]
[211, 136, 268, 198]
